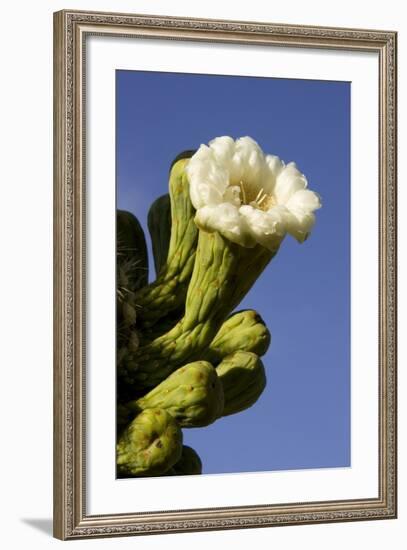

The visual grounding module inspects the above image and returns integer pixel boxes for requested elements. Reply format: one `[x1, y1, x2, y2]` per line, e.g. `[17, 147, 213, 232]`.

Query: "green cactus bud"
[134, 155, 198, 328]
[130, 361, 224, 428]
[204, 310, 271, 364]
[169, 445, 202, 475]
[117, 210, 148, 291]
[122, 230, 275, 388]
[116, 408, 182, 477]
[216, 351, 267, 416]
[148, 194, 171, 276]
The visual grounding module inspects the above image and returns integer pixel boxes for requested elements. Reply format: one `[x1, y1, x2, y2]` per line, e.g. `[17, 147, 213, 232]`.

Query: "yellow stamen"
[238, 180, 275, 211]
[254, 188, 264, 203]
[239, 180, 247, 204]
[256, 194, 267, 207]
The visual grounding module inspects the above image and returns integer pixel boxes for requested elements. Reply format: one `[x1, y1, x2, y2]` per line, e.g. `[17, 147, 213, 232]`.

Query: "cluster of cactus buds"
[116, 152, 273, 477]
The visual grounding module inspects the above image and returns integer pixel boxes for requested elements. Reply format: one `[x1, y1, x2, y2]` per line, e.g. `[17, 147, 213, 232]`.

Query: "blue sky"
[116, 70, 350, 474]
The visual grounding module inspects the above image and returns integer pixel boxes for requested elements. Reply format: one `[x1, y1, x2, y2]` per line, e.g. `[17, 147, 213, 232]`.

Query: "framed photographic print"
[53, 9, 397, 540]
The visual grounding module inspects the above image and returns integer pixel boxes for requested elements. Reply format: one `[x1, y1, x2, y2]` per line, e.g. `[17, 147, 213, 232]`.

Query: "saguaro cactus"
[116, 136, 321, 477]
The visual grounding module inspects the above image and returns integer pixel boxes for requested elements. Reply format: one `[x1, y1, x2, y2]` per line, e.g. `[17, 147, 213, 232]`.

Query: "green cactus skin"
[117, 210, 147, 368]
[167, 446, 202, 475]
[148, 194, 172, 276]
[117, 209, 149, 291]
[216, 351, 267, 416]
[127, 361, 224, 428]
[121, 230, 276, 388]
[134, 157, 198, 328]
[204, 309, 271, 365]
[116, 408, 182, 477]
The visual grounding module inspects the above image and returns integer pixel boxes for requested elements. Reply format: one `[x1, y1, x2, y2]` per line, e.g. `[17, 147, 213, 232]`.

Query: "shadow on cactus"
[116, 137, 322, 477]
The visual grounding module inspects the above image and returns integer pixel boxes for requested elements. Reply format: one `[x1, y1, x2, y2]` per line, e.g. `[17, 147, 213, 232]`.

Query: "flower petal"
[273, 162, 307, 205]
[285, 211, 316, 243]
[194, 203, 256, 247]
[285, 189, 322, 214]
[223, 185, 242, 206]
[239, 205, 286, 250]
[186, 145, 229, 209]
[208, 136, 235, 164]
[265, 154, 284, 177]
[262, 154, 285, 194]
[232, 137, 267, 187]
[194, 182, 225, 207]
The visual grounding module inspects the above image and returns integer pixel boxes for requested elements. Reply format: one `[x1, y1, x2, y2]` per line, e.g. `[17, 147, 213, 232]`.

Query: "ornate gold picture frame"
[53, 9, 397, 540]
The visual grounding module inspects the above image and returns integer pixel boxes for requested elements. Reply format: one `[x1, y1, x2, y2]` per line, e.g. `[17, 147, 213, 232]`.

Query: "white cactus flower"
[185, 136, 322, 250]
